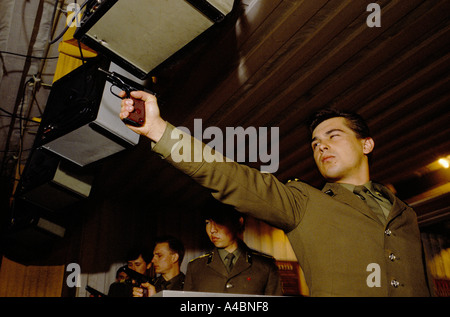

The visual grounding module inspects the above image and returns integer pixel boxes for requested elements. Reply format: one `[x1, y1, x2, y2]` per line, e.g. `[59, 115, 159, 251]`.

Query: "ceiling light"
[438, 158, 450, 169]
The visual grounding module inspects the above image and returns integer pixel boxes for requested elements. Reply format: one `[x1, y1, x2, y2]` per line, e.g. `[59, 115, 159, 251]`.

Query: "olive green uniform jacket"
[184, 243, 282, 295]
[152, 123, 431, 297]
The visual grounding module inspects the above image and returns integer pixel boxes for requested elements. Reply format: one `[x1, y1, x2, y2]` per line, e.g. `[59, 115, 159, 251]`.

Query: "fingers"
[129, 90, 155, 101]
[132, 286, 144, 297]
[120, 90, 156, 116]
[120, 98, 134, 118]
[119, 90, 165, 141]
[119, 105, 131, 122]
[144, 283, 156, 296]
[126, 90, 157, 105]
[132, 283, 156, 297]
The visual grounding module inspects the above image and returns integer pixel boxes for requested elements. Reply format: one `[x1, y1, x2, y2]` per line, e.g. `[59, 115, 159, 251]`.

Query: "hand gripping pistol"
[98, 68, 155, 127]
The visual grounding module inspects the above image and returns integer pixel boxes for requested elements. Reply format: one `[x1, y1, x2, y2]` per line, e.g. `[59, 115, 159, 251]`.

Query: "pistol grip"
[122, 96, 145, 127]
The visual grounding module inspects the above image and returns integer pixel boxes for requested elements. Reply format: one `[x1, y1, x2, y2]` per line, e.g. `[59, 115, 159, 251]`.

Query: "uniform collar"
[322, 182, 408, 225]
[217, 246, 242, 264]
[339, 181, 374, 193]
[322, 182, 385, 226]
[210, 242, 251, 277]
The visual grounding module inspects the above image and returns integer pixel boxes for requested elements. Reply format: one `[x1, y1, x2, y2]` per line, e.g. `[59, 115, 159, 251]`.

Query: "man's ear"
[171, 252, 179, 264]
[362, 137, 375, 155]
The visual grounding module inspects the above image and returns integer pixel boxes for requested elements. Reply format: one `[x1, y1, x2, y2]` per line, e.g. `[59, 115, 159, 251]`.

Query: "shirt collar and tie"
[340, 181, 392, 225]
[218, 247, 241, 273]
[225, 253, 235, 272]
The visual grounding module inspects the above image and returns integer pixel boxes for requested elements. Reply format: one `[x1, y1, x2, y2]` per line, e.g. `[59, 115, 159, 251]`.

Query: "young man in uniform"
[133, 236, 185, 297]
[119, 91, 431, 297]
[184, 200, 282, 295]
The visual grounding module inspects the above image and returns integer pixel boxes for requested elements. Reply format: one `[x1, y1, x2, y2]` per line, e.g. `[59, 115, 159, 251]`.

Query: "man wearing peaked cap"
[184, 199, 282, 295]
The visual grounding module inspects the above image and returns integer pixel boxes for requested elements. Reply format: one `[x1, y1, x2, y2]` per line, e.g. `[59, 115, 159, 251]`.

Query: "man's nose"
[209, 222, 218, 233]
[318, 141, 329, 152]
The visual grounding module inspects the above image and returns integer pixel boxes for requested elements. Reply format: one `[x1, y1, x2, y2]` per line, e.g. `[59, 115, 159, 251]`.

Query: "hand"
[132, 283, 156, 297]
[119, 90, 167, 142]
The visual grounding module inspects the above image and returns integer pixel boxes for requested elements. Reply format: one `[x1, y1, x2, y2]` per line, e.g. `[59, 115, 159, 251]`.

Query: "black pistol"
[98, 68, 153, 127]
[123, 267, 154, 285]
[123, 267, 156, 297]
[85, 285, 107, 297]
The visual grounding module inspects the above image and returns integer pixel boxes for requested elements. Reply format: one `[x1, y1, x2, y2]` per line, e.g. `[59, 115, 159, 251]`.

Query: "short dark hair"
[155, 235, 185, 265]
[308, 108, 371, 139]
[201, 198, 245, 234]
[308, 108, 373, 163]
[126, 246, 152, 263]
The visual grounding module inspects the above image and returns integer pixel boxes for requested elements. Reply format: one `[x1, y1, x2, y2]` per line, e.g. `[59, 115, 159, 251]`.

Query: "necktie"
[353, 185, 387, 225]
[225, 253, 235, 272]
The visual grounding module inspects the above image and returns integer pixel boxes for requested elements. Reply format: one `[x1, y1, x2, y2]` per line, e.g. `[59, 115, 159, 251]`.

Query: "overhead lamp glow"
[438, 158, 450, 169]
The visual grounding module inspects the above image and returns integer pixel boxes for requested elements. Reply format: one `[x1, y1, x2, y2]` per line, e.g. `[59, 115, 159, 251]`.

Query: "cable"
[0, 113, 41, 123]
[16, 78, 33, 180]
[77, 39, 86, 65]
[0, 106, 14, 116]
[0, 106, 39, 122]
[49, 0, 90, 45]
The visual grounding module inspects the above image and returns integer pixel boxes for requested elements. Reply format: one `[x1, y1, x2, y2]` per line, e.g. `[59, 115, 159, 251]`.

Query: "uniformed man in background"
[109, 247, 153, 297]
[107, 265, 130, 297]
[133, 236, 185, 297]
[184, 199, 282, 295]
[151, 236, 185, 292]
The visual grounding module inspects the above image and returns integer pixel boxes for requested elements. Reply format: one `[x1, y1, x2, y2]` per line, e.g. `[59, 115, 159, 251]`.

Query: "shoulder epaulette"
[189, 251, 213, 263]
[248, 250, 274, 260]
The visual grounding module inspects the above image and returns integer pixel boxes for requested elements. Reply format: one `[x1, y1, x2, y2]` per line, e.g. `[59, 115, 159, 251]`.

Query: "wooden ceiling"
[112, 0, 450, 220]
[3, 0, 449, 228]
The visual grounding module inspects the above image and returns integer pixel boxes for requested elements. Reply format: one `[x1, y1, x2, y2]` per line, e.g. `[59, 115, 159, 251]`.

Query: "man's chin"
[321, 172, 343, 183]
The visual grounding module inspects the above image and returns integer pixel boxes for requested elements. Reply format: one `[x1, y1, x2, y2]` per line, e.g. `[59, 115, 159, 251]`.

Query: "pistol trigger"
[110, 85, 129, 99]
[110, 85, 121, 99]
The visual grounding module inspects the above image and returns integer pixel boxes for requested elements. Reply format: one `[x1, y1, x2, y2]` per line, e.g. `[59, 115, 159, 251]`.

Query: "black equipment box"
[74, 0, 235, 79]
[37, 58, 142, 167]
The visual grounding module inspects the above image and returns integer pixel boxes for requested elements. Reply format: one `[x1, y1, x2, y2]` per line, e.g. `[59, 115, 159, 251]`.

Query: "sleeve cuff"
[150, 122, 178, 159]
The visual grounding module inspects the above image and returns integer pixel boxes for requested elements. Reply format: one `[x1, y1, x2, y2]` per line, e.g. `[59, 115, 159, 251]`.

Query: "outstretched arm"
[119, 91, 308, 232]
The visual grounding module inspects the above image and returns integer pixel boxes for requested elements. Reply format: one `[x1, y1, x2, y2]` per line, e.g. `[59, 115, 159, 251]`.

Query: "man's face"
[117, 271, 128, 282]
[311, 117, 373, 184]
[152, 242, 177, 275]
[127, 255, 150, 275]
[205, 219, 237, 250]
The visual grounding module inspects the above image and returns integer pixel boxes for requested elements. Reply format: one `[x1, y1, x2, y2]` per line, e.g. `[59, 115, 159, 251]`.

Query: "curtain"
[421, 231, 450, 296]
[0, 256, 65, 297]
